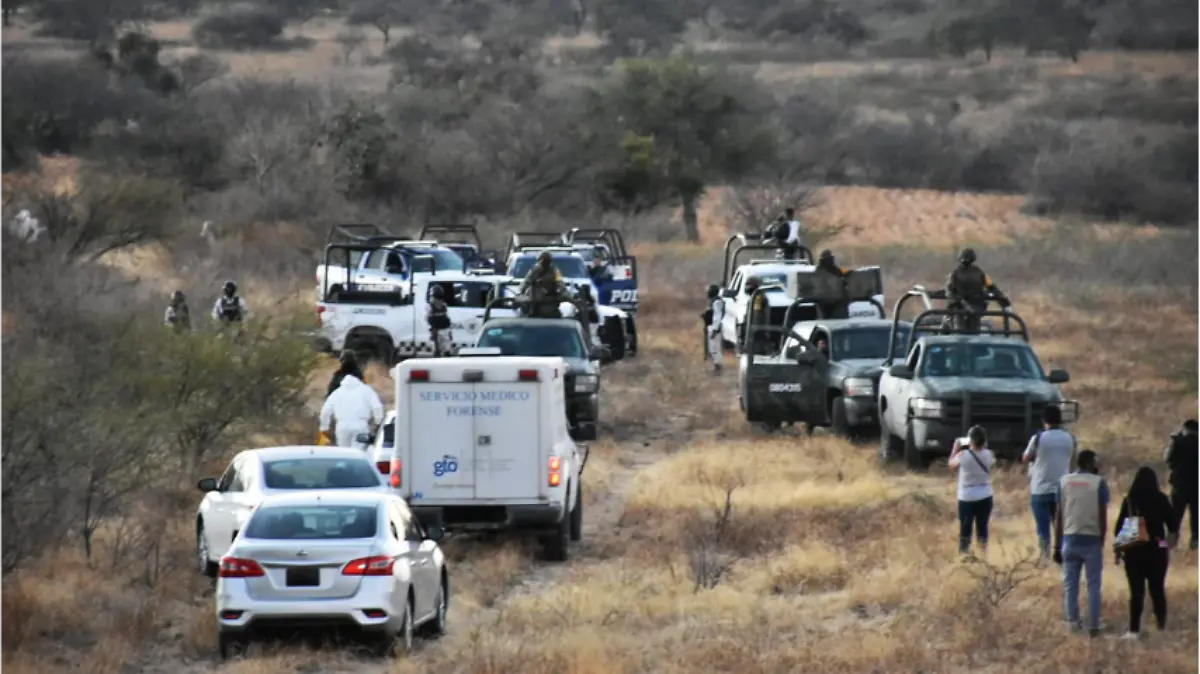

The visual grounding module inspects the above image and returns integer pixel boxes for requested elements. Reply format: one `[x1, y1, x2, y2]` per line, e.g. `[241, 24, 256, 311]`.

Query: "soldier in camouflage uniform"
[574, 285, 596, 350]
[163, 290, 191, 332]
[946, 247, 1010, 334]
[519, 251, 566, 318]
[427, 284, 453, 357]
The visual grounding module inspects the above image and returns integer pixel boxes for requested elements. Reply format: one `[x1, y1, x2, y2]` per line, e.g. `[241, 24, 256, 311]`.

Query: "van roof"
[393, 355, 570, 374]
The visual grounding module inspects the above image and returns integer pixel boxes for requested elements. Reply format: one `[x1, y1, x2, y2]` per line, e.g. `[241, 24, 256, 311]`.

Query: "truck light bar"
[410, 370, 429, 382]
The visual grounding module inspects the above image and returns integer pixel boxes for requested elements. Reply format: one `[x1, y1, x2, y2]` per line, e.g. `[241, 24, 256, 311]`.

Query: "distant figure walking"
[1022, 405, 1078, 558]
[1114, 466, 1178, 640]
[1054, 449, 1110, 638]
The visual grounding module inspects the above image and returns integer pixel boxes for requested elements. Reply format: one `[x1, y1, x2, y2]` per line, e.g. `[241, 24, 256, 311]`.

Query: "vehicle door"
[751, 333, 828, 423]
[443, 282, 491, 345]
[721, 271, 744, 342]
[846, 267, 885, 318]
[472, 379, 541, 500]
[209, 458, 253, 558]
[397, 504, 437, 617]
[884, 343, 921, 429]
[407, 378, 476, 502]
[226, 460, 260, 552]
[599, 255, 639, 311]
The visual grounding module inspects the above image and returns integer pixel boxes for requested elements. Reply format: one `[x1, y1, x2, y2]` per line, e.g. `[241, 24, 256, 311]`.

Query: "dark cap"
[1077, 449, 1099, 471]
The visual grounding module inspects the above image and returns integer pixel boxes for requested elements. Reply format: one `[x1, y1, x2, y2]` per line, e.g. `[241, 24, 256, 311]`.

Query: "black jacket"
[1115, 491, 1178, 547]
[1165, 432, 1198, 490]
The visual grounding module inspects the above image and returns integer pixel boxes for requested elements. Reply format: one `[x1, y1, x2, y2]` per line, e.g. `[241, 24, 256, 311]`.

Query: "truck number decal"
[610, 289, 639, 303]
[769, 383, 804, 392]
[433, 455, 459, 477]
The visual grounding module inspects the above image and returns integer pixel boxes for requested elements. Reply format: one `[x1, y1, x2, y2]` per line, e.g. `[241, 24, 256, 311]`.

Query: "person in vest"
[1164, 419, 1198, 550]
[520, 251, 566, 318]
[212, 280, 249, 324]
[1054, 449, 1110, 637]
[427, 284, 452, 357]
[1021, 405, 1078, 558]
[815, 249, 851, 319]
[946, 248, 1009, 334]
[703, 284, 725, 373]
[163, 290, 191, 332]
[318, 373, 384, 448]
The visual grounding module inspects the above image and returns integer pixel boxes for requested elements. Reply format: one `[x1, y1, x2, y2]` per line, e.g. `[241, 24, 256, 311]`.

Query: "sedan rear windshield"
[244, 505, 379, 540]
[263, 458, 381, 490]
[509, 255, 589, 280]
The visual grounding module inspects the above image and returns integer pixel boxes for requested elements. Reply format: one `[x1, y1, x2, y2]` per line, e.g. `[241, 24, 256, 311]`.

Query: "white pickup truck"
[386, 356, 587, 562]
[315, 242, 467, 300]
[315, 270, 518, 362]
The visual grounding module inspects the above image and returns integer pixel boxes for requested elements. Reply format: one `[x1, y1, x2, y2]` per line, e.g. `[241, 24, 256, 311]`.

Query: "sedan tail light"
[342, 555, 397, 576]
[219, 557, 265, 578]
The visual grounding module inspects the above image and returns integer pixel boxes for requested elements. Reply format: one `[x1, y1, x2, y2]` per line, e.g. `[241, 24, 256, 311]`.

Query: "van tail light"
[410, 370, 429, 382]
[389, 459, 402, 488]
[342, 555, 397, 576]
[624, 269, 632, 279]
[519, 369, 539, 381]
[219, 557, 265, 578]
[375, 461, 390, 475]
[548, 456, 562, 487]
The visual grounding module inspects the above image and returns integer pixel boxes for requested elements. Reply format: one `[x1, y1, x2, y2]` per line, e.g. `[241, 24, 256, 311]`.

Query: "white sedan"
[216, 491, 448, 659]
[195, 446, 387, 578]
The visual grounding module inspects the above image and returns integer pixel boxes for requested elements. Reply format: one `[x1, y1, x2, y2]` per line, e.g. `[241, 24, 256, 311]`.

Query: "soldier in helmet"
[212, 280, 249, 324]
[427, 284, 452, 357]
[164, 290, 191, 332]
[816, 249, 851, 319]
[574, 285, 596, 350]
[947, 247, 1009, 333]
[703, 283, 726, 373]
[519, 251, 566, 318]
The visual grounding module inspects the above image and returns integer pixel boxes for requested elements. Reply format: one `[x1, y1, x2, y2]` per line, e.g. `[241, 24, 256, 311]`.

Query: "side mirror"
[1047, 368, 1070, 384]
[888, 364, 914, 379]
[424, 524, 446, 542]
[721, 288, 737, 299]
[197, 477, 218, 492]
[355, 432, 374, 445]
[591, 345, 612, 362]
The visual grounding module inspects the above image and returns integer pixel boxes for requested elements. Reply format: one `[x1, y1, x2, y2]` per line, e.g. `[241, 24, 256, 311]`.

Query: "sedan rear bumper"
[216, 579, 405, 636]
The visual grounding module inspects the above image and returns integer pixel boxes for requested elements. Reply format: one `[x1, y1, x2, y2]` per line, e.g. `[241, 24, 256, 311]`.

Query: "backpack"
[218, 296, 243, 321]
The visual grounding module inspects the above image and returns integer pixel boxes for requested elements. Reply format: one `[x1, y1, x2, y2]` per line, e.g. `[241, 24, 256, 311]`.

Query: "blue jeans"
[958, 497, 993, 554]
[1031, 493, 1059, 556]
[1062, 537, 1104, 631]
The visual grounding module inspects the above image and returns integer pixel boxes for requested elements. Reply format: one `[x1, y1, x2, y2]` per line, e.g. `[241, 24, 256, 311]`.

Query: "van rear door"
[407, 382, 476, 500]
[472, 381, 541, 499]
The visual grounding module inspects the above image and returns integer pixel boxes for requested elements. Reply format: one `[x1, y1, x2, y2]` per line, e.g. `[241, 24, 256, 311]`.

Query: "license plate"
[286, 567, 320, 587]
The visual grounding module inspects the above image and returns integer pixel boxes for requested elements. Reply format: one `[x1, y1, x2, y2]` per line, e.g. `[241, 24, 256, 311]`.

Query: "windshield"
[408, 248, 464, 273]
[920, 343, 1046, 379]
[263, 458, 382, 489]
[832, 327, 913, 360]
[749, 272, 786, 291]
[509, 255, 589, 280]
[477, 324, 586, 359]
[244, 505, 378, 540]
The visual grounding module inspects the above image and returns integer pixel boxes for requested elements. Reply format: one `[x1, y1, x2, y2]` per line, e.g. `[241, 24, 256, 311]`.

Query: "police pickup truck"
[715, 236, 884, 352]
[386, 356, 589, 562]
[876, 287, 1079, 469]
[737, 265, 891, 434]
[502, 250, 638, 359]
[314, 226, 468, 299]
[314, 244, 519, 363]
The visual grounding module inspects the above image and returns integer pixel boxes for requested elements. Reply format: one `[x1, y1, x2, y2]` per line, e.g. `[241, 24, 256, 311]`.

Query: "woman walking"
[1114, 466, 1178, 639]
[950, 426, 995, 556]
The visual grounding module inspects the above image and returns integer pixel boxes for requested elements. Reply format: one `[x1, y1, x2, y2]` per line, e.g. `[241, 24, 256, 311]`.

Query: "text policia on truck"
[385, 356, 588, 562]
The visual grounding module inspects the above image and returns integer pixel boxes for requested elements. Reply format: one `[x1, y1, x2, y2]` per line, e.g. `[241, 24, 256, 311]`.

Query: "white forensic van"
[387, 355, 588, 562]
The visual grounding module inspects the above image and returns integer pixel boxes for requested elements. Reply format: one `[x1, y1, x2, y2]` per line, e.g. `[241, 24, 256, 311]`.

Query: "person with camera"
[1164, 419, 1198, 551]
[948, 426, 995, 557]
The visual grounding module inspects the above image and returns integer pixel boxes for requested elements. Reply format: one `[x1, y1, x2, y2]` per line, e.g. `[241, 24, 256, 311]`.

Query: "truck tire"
[830, 396, 851, 439]
[602, 316, 625, 361]
[542, 509, 571, 562]
[879, 421, 903, 465]
[903, 423, 927, 472]
[570, 481, 583, 542]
